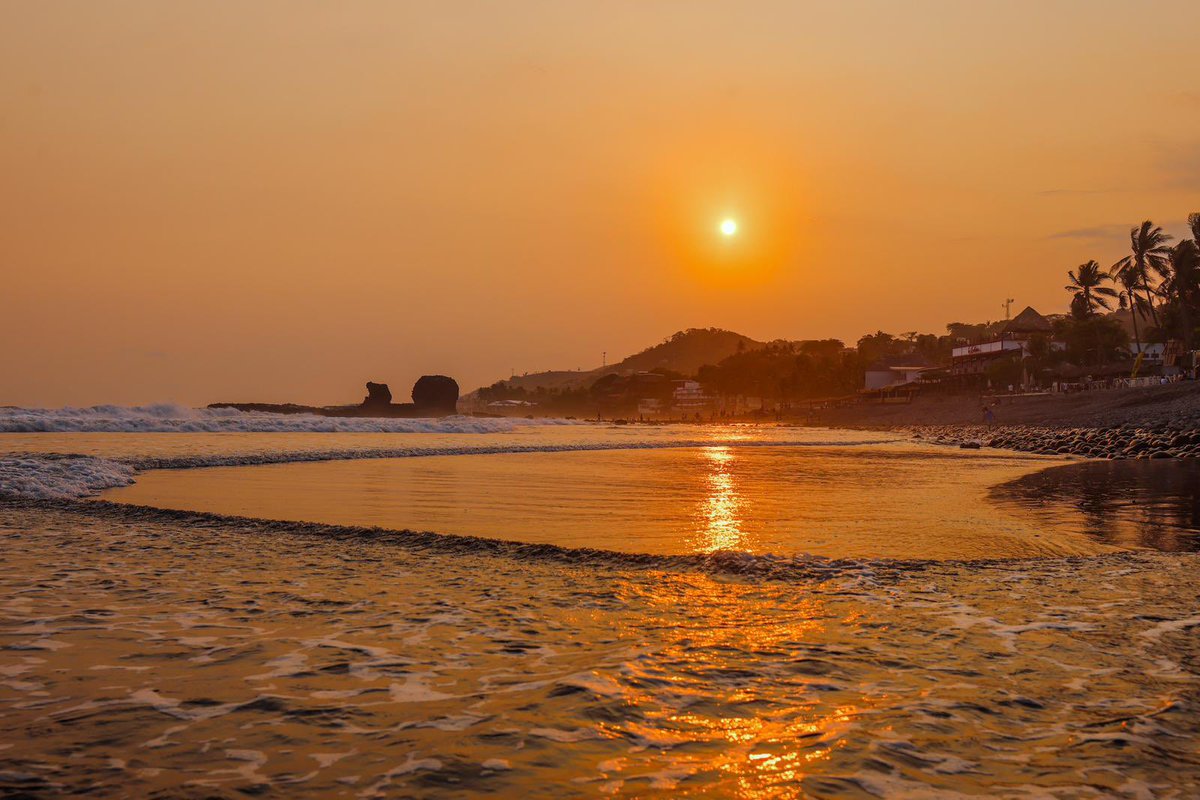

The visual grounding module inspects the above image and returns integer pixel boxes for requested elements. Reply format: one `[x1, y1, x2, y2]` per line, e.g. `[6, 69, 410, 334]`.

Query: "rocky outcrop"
[209, 376, 460, 418]
[363, 382, 393, 407]
[411, 375, 459, 414]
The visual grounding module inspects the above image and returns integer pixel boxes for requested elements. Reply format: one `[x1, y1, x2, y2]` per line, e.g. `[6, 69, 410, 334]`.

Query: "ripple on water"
[0, 503, 1198, 797]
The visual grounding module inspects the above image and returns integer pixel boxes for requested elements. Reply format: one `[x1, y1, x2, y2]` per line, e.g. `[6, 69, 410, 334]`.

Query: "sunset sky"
[3, 1, 1199, 406]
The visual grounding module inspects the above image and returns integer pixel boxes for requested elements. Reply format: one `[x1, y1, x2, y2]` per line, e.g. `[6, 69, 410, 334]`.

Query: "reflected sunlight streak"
[604, 577, 868, 796]
[697, 446, 746, 552]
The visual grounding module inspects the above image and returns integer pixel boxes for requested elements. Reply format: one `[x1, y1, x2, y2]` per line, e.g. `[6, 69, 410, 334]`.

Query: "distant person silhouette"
[983, 406, 995, 427]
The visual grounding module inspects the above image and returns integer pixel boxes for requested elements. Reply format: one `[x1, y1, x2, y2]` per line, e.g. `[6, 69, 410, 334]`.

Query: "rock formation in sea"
[411, 375, 459, 414]
[363, 382, 393, 407]
[209, 376, 459, 418]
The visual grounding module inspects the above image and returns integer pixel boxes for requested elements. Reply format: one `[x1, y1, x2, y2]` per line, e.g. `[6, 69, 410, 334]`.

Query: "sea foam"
[0, 404, 564, 434]
[0, 455, 136, 500]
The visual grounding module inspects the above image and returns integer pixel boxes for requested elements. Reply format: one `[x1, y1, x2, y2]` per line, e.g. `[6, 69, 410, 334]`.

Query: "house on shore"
[949, 306, 1059, 380]
[863, 354, 936, 390]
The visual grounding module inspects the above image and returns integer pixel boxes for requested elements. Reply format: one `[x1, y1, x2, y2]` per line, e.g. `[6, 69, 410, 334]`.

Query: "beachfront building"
[1130, 342, 1166, 363]
[1138, 341, 1196, 378]
[950, 306, 1058, 381]
[671, 380, 711, 411]
[863, 355, 935, 390]
[636, 398, 663, 416]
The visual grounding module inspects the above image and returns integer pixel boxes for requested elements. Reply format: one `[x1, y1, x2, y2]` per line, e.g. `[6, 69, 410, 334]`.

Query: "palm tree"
[1112, 220, 1173, 332]
[1065, 260, 1118, 317]
[1112, 266, 1145, 356]
[1163, 239, 1200, 354]
[1182, 211, 1200, 373]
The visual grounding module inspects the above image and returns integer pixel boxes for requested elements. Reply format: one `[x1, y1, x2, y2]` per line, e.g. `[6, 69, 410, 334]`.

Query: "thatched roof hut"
[1001, 307, 1053, 335]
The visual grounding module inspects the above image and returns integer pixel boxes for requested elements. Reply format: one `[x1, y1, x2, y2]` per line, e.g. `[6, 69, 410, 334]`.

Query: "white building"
[863, 360, 934, 390]
[637, 398, 663, 416]
[672, 380, 711, 410]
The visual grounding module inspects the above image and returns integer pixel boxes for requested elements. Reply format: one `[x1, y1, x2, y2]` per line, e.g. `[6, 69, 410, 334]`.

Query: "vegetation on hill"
[472, 328, 763, 399]
[614, 328, 764, 375]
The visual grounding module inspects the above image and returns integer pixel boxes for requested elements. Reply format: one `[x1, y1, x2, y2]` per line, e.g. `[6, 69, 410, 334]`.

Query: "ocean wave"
[0, 404, 571, 434]
[0, 455, 135, 500]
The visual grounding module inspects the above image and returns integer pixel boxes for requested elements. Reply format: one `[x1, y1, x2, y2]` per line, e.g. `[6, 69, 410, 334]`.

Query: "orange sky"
[2, 1, 1199, 406]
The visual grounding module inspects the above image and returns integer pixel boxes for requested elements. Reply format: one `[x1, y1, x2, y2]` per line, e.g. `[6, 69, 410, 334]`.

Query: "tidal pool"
[99, 442, 1090, 560]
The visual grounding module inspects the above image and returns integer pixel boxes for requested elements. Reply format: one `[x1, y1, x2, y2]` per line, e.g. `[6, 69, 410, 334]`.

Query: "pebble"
[905, 423, 1200, 460]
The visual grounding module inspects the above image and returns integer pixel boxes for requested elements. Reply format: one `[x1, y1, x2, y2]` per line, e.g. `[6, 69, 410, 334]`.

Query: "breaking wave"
[0, 404, 570, 434]
[0, 455, 135, 501]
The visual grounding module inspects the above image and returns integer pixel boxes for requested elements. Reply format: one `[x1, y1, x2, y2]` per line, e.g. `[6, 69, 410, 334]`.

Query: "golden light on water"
[607, 577, 871, 795]
[696, 445, 746, 552]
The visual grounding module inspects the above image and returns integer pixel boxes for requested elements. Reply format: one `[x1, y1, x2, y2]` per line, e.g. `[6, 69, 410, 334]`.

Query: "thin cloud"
[1048, 224, 1131, 240]
[1051, 219, 1193, 243]
[1036, 188, 1122, 197]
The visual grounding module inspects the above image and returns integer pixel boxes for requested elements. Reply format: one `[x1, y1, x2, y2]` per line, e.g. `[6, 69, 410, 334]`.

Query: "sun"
[719, 218, 737, 236]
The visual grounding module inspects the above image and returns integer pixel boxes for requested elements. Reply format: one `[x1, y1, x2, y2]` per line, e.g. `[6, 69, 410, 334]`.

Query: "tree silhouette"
[1163, 239, 1200, 354]
[1065, 260, 1118, 317]
[1112, 266, 1145, 356]
[1112, 220, 1173, 334]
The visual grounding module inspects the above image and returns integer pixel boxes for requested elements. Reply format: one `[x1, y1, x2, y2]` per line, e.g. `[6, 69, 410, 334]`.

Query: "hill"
[471, 328, 766, 395]
[614, 328, 765, 375]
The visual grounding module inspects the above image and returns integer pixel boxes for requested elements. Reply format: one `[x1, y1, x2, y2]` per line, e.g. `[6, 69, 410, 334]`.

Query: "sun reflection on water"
[601, 576, 871, 796]
[696, 446, 747, 552]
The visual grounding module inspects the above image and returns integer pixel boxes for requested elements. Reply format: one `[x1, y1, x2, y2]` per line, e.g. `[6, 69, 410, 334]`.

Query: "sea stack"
[411, 375, 459, 415]
[363, 381, 393, 408]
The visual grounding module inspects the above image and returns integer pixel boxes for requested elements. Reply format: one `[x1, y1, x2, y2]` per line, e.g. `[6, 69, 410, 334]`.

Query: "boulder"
[412, 375, 459, 413]
[363, 382, 392, 407]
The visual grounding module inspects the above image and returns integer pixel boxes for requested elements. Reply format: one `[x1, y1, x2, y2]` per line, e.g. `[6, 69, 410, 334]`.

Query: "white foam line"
[0, 403, 578, 434]
[129, 436, 904, 471]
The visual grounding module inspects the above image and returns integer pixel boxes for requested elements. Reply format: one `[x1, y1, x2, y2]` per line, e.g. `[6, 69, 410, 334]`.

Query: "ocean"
[1, 406, 1198, 797]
